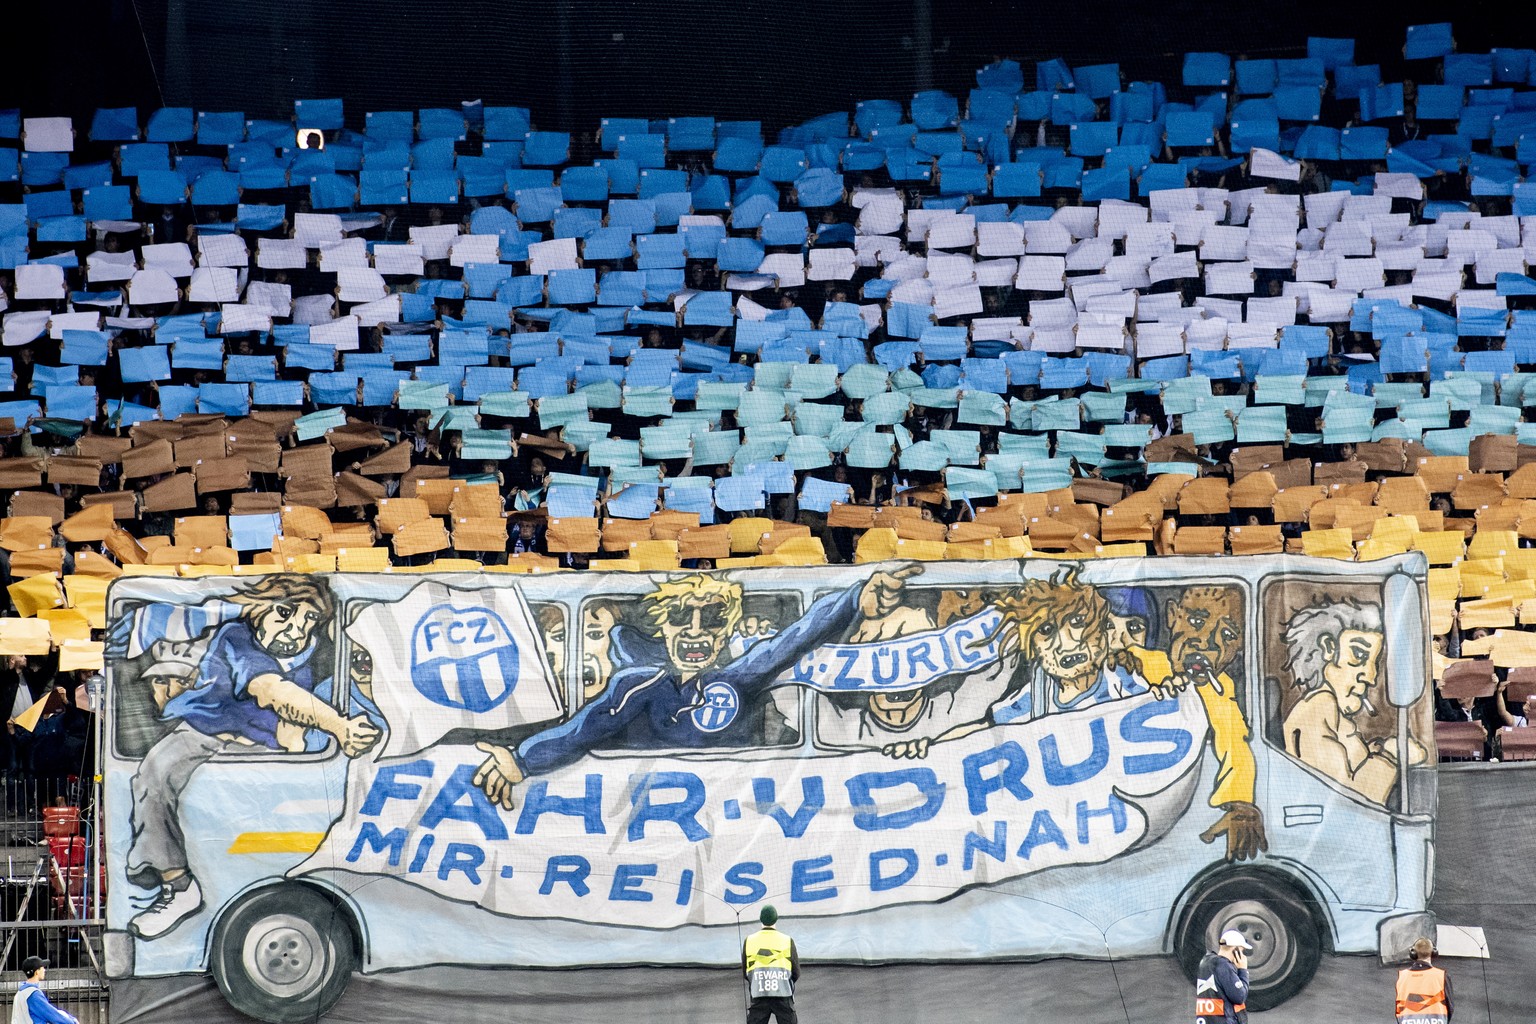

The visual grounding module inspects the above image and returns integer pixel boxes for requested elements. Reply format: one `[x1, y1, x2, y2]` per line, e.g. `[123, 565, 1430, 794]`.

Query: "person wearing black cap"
[742, 905, 800, 1024]
[11, 957, 78, 1024]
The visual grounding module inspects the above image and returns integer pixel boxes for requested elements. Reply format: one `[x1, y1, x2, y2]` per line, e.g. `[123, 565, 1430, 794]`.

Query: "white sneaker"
[130, 879, 203, 939]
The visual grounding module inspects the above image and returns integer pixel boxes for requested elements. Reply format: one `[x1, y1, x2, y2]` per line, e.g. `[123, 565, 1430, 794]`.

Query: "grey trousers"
[126, 724, 246, 889]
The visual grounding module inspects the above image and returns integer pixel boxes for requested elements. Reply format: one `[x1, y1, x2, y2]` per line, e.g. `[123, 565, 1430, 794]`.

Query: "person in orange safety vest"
[1396, 937, 1452, 1023]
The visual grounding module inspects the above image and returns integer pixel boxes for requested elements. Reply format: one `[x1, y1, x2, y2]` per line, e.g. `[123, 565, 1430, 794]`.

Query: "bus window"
[577, 590, 802, 748]
[531, 603, 569, 696]
[1258, 580, 1426, 805]
[573, 597, 626, 706]
[112, 580, 343, 762]
[1134, 582, 1247, 709]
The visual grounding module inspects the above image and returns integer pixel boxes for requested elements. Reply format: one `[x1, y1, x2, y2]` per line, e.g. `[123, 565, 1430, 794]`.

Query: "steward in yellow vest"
[742, 905, 800, 1024]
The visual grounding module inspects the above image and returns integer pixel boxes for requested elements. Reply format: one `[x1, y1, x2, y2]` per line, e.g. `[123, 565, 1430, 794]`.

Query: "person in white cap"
[1194, 929, 1251, 1024]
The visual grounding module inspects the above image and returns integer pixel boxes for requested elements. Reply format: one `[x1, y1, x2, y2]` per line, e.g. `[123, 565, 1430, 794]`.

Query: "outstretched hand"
[1199, 801, 1268, 862]
[858, 564, 923, 620]
[473, 742, 525, 811]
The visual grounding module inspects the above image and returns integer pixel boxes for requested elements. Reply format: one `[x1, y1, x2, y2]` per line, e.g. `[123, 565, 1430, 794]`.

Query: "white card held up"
[408, 224, 463, 262]
[15, 264, 67, 300]
[1132, 322, 1187, 358]
[1204, 261, 1256, 296]
[197, 233, 250, 268]
[449, 234, 500, 268]
[3, 310, 51, 347]
[527, 237, 579, 275]
[291, 293, 339, 325]
[856, 196, 904, 236]
[48, 311, 101, 339]
[975, 258, 1019, 287]
[336, 267, 388, 303]
[758, 252, 806, 288]
[142, 242, 195, 278]
[22, 117, 74, 153]
[1135, 292, 1189, 322]
[926, 251, 976, 286]
[1303, 190, 1348, 230]
[244, 281, 292, 317]
[970, 316, 1024, 342]
[1226, 322, 1279, 349]
[1023, 220, 1072, 255]
[188, 266, 241, 304]
[926, 213, 977, 250]
[1065, 238, 1113, 272]
[310, 314, 363, 349]
[373, 244, 425, 276]
[1075, 322, 1127, 351]
[1249, 148, 1302, 182]
[888, 277, 934, 307]
[257, 238, 308, 270]
[854, 234, 904, 267]
[1015, 255, 1066, 292]
[724, 273, 775, 293]
[1148, 251, 1200, 284]
[807, 248, 856, 281]
[1124, 222, 1176, 258]
[976, 222, 1026, 257]
[933, 284, 983, 321]
[1373, 172, 1424, 201]
[1104, 254, 1152, 290]
[1028, 297, 1077, 329]
[351, 295, 403, 327]
[219, 304, 274, 334]
[87, 250, 137, 284]
[294, 213, 345, 248]
[127, 268, 180, 306]
[1245, 295, 1298, 327]
[1334, 256, 1386, 292]
[1200, 224, 1249, 262]
[318, 237, 370, 272]
[1051, 206, 1099, 240]
[1096, 200, 1148, 240]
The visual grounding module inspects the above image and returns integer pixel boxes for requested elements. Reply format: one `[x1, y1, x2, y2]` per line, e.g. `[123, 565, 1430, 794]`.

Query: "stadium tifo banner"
[103, 555, 1436, 1023]
[307, 695, 1205, 926]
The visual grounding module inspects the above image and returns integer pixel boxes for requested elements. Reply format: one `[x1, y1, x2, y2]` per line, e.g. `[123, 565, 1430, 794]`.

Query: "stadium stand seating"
[4, 21, 1536, 756]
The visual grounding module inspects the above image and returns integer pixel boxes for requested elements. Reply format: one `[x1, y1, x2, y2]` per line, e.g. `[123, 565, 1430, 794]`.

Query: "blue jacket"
[13, 982, 78, 1024]
[516, 585, 862, 775]
[161, 619, 320, 747]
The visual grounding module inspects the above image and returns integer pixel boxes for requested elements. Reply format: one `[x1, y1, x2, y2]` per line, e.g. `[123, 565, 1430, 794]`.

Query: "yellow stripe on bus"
[228, 832, 326, 854]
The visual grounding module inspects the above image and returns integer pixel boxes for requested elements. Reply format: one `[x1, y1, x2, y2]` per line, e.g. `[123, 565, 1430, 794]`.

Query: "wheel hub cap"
[1208, 899, 1294, 983]
[243, 913, 328, 997]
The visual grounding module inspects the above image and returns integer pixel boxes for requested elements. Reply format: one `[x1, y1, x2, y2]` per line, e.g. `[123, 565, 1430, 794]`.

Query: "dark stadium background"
[3, 0, 1531, 132]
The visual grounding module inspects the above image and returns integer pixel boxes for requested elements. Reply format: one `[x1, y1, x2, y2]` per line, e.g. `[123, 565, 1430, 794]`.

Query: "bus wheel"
[211, 884, 358, 1024]
[1175, 872, 1322, 1011]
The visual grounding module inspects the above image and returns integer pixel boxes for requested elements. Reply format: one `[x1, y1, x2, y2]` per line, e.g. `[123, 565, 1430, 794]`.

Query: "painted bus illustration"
[102, 554, 1435, 1022]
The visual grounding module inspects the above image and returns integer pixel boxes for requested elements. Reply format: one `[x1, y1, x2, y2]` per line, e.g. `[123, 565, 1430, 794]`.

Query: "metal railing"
[0, 772, 107, 1016]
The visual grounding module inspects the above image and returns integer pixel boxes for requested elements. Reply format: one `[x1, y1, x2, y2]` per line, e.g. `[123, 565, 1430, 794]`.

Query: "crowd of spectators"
[2, 21, 1536, 763]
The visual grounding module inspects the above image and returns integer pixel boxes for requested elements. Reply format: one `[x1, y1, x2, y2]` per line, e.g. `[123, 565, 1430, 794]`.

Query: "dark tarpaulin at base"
[112, 765, 1530, 1024]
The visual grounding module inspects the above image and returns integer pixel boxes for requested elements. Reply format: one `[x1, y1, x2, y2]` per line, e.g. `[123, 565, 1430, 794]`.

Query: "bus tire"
[1174, 871, 1323, 1011]
[211, 884, 358, 1024]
